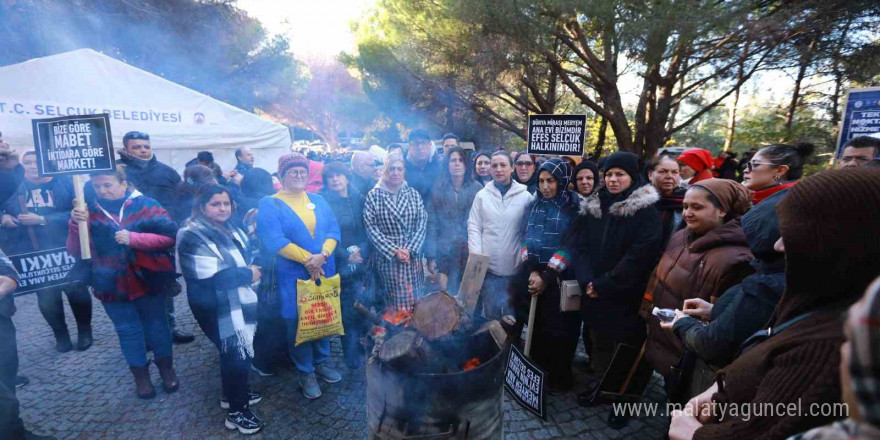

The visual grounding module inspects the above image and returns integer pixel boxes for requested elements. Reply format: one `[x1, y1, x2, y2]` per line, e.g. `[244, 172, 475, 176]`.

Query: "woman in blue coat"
[257, 153, 341, 400]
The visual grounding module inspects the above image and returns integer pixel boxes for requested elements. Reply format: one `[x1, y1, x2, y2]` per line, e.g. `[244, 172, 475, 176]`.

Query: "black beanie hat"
[573, 160, 600, 193]
[775, 168, 880, 321]
[602, 152, 640, 179]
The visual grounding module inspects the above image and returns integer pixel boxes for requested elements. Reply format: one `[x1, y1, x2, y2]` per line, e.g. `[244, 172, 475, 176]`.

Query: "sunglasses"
[124, 131, 150, 140]
[745, 160, 781, 171]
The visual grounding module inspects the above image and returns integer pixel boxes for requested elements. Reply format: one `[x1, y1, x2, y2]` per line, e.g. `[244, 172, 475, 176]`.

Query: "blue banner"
[836, 87, 880, 160]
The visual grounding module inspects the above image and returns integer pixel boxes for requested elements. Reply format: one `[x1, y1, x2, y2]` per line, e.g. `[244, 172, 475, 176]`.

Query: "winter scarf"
[523, 159, 578, 270]
[751, 181, 797, 205]
[177, 218, 257, 359]
[82, 190, 178, 302]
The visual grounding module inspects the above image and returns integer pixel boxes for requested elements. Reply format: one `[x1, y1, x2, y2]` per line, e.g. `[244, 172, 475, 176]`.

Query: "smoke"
[0, 0, 300, 113]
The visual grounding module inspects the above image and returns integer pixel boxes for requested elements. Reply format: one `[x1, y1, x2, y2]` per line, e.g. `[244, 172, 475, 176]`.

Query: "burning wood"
[412, 291, 462, 340]
[462, 357, 482, 371]
[362, 290, 516, 375]
[382, 309, 413, 327]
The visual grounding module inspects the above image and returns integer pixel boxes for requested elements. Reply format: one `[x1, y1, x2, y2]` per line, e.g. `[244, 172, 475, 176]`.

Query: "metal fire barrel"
[366, 340, 505, 440]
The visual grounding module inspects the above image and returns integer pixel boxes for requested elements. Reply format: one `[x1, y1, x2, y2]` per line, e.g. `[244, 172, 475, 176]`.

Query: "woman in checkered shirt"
[363, 153, 428, 312]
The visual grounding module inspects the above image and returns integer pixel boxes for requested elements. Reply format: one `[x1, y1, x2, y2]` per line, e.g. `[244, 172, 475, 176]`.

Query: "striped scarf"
[177, 218, 257, 359]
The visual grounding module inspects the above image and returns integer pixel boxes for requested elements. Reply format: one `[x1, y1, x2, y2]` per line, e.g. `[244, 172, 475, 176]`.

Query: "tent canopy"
[0, 49, 291, 173]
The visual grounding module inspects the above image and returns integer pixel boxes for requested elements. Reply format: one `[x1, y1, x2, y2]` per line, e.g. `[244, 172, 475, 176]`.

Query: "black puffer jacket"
[570, 183, 663, 335]
[117, 150, 181, 211]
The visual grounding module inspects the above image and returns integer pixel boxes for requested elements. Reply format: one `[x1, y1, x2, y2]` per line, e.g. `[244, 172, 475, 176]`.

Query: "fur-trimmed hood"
[579, 184, 660, 219]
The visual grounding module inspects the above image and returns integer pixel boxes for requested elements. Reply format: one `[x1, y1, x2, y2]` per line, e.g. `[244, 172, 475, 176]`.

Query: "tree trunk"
[724, 40, 750, 151]
[829, 20, 852, 128]
[785, 37, 816, 131]
[592, 116, 608, 159]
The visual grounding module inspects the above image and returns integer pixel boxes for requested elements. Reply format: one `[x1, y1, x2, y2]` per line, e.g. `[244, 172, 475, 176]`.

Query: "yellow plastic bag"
[295, 274, 344, 346]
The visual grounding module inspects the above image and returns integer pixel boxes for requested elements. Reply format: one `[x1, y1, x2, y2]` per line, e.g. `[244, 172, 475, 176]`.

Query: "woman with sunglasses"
[513, 153, 539, 194]
[742, 142, 814, 205]
[257, 153, 342, 400]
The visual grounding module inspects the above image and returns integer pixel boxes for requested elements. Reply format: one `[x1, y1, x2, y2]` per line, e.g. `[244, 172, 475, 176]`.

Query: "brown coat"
[646, 219, 753, 377]
[694, 311, 846, 440]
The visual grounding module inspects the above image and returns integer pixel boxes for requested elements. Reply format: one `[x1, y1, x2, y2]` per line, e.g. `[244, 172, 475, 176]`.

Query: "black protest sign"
[504, 344, 546, 419]
[527, 114, 587, 156]
[9, 247, 76, 295]
[32, 114, 115, 176]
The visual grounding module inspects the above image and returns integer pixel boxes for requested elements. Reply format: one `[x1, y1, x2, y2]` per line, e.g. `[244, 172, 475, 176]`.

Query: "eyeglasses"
[745, 160, 781, 171]
[285, 170, 308, 178]
[515, 161, 535, 167]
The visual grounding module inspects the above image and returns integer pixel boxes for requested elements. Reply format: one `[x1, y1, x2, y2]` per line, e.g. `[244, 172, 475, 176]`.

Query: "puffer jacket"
[645, 219, 754, 377]
[570, 184, 663, 336]
[467, 180, 534, 276]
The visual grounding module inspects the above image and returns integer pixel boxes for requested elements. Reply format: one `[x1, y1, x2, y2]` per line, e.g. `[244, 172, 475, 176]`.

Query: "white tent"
[0, 49, 291, 173]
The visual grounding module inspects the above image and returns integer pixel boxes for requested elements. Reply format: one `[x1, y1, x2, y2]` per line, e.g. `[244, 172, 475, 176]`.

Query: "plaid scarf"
[522, 158, 577, 270]
[177, 218, 257, 359]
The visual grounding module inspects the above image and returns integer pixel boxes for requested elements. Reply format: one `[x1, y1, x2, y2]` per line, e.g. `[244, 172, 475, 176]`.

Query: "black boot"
[577, 382, 600, 407]
[129, 364, 156, 399]
[155, 356, 179, 393]
[172, 328, 195, 344]
[76, 328, 93, 351]
[54, 330, 73, 353]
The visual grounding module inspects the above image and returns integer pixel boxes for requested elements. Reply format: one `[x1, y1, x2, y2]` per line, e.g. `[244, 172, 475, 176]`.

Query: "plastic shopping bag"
[295, 274, 344, 346]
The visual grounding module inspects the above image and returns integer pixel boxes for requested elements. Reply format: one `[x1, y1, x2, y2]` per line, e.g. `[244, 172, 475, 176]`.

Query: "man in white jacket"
[467, 150, 534, 319]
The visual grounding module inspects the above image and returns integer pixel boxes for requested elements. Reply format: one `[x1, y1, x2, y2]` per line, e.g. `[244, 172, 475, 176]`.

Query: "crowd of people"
[0, 127, 878, 439]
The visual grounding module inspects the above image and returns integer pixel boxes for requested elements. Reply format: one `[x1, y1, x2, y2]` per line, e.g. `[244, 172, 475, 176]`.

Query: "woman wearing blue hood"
[515, 158, 583, 393]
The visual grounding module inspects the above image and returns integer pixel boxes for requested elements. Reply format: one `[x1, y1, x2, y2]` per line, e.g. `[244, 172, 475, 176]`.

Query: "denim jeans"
[102, 294, 173, 367]
[284, 319, 330, 375]
[340, 279, 367, 368]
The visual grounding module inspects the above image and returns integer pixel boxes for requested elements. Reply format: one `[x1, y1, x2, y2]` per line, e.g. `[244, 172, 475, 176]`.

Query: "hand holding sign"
[33, 114, 116, 260]
[70, 206, 89, 224]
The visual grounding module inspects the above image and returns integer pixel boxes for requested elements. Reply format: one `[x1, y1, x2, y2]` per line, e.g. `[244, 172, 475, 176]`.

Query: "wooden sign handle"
[524, 295, 538, 357]
[71, 174, 91, 260]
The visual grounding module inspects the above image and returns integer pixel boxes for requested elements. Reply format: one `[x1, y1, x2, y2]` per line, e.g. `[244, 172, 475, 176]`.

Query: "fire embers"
[463, 357, 482, 371]
[382, 310, 413, 327]
[364, 291, 509, 374]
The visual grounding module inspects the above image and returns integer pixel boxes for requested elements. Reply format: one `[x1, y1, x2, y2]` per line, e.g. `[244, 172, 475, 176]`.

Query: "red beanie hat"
[277, 153, 310, 178]
[677, 148, 714, 172]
